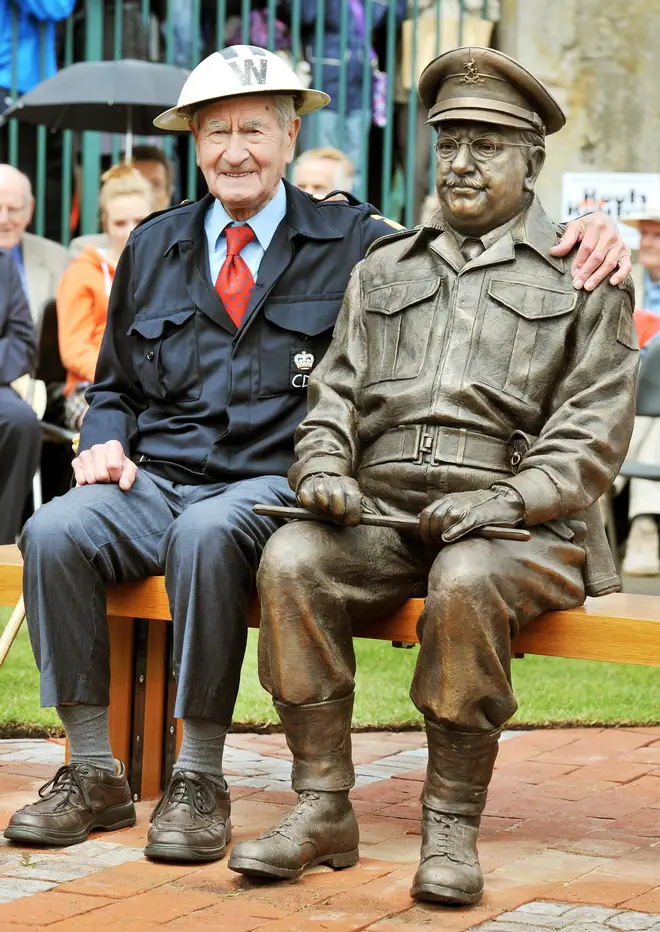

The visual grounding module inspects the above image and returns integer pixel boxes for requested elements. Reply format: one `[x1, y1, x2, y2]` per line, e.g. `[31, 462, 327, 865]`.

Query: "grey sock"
[173, 718, 228, 786]
[56, 705, 115, 773]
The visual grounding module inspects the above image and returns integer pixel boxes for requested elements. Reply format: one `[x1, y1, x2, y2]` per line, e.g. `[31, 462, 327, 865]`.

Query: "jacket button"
[146, 351, 155, 361]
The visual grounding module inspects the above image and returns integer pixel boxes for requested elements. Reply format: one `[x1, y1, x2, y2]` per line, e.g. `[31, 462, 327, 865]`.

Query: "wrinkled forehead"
[197, 94, 281, 130]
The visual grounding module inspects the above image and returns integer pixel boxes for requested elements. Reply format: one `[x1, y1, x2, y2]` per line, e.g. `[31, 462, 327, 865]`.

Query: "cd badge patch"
[290, 348, 315, 390]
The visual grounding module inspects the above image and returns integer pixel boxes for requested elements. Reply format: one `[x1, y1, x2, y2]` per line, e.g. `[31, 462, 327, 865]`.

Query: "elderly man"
[0, 164, 69, 325]
[4, 45, 631, 865]
[618, 207, 660, 575]
[229, 48, 638, 906]
[0, 249, 40, 543]
[293, 146, 355, 198]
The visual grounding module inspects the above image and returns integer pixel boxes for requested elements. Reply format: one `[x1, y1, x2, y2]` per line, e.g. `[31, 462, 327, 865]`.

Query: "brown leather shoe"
[3, 761, 135, 847]
[228, 790, 359, 880]
[410, 809, 483, 905]
[144, 771, 231, 862]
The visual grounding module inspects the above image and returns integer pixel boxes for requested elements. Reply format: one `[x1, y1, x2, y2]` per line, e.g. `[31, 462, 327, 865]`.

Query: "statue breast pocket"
[469, 278, 577, 401]
[364, 276, 442, 384]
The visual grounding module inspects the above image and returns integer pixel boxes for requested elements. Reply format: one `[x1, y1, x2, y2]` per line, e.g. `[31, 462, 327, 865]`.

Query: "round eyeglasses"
[435, 137, 532, 163]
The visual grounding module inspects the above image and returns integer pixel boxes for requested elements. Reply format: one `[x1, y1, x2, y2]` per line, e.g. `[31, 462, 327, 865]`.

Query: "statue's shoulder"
[365, 226, 420, 259]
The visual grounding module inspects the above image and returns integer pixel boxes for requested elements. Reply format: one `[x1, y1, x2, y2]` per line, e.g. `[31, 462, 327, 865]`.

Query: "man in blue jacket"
[0, 249, 40, 544]
[4, 45, 633, 866]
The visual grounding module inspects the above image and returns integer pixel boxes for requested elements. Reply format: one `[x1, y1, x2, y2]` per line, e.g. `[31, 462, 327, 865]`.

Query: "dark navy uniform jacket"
[0, 249, 37, 385]
[79, 180, 399, 483]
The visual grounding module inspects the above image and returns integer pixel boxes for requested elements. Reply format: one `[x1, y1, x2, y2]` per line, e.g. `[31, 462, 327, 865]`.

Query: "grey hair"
[186, 93, 297, 131]
[516, 127, 546, 151]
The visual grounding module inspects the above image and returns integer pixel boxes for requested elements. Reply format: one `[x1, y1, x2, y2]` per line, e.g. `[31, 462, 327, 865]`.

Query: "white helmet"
[153, 45, 330, 131]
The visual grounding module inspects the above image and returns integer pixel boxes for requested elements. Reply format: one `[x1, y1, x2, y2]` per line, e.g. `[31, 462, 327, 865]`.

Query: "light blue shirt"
[644, 271, 660, 316]
[204, 182, 287, 286]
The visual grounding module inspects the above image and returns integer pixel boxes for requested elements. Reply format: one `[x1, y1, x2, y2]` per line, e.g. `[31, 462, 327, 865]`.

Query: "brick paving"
[0, 728, 660, 929]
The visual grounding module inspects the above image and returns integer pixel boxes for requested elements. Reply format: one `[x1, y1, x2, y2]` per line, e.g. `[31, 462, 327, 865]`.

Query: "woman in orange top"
[57, 164, 154, 428]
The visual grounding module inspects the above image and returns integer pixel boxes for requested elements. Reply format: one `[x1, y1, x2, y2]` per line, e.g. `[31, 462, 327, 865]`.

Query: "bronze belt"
[360, 425, 517, 473]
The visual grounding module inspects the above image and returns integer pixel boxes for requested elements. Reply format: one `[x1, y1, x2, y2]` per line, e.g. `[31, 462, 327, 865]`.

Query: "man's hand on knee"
[419, 486, 525, 545]
[72, 440, 138, 491]
[297, 474, 362, 526]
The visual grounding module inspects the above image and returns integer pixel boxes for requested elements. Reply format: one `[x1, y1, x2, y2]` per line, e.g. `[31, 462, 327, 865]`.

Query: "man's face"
[435, 121, 543, 236]
[638, 221, 660, 276]
[0, 174, 34, 250]
[134, 159, 171, 211]
[191, 96, 299, 219]
[294, 157, 340, 198]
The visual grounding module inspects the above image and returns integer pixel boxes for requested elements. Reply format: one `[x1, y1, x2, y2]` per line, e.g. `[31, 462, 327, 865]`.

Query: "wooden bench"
[2, 542, 660, 800]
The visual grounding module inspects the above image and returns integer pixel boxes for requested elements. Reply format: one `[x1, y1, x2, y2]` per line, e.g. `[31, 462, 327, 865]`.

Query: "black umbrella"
[1, 59, 189, 158]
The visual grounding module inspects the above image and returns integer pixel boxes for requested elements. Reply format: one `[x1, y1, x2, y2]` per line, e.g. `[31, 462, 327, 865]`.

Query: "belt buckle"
[416, 426, 437, 464]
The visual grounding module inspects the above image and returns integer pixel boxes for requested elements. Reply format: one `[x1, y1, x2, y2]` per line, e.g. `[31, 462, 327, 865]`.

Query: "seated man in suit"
[0, 164, 69, 326]
[0, 249, 40, 543]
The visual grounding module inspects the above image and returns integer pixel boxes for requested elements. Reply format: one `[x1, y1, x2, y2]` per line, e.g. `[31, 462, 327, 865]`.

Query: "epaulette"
[365, 226, 419, 258]
[135, 199, 193, 231]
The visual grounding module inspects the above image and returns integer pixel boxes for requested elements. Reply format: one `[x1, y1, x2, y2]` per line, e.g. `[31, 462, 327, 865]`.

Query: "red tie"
[215, 224, 256, 327]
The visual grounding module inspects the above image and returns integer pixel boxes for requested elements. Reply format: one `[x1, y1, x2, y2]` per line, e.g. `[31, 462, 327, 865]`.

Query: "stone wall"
[498, 0, 660, 218]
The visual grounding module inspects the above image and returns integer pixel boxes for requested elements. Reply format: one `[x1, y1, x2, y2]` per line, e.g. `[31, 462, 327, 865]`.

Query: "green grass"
[2, 607, 660, 730]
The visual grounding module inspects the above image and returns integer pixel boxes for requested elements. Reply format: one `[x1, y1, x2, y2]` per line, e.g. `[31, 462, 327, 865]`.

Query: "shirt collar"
[445, 214, 521, 252]
[406, 195, 565, 272]
[206, 181, 287, 251]
[10, 242, 23, 266]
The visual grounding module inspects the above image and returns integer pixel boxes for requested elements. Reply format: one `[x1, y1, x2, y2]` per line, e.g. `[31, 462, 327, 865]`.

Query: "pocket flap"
[488, 279, 577, 319]
[128, 308, 195, 339]
[365, 278, 441, 316]
[264, 299, 340, 336]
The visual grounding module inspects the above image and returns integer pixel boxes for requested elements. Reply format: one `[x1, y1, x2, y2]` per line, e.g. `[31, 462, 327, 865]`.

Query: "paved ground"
[1, 728, 660, 930]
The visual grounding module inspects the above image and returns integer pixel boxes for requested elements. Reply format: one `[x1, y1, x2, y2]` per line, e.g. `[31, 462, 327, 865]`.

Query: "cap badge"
[294, 350, 315, 371]
[460, 59, 485, 86]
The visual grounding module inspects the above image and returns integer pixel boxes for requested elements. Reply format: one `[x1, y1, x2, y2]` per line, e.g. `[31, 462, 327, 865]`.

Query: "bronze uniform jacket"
[290, 196, 639, 597]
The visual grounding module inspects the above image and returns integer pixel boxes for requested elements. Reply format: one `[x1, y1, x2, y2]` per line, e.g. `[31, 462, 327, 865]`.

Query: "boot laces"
[261, 791, 321, 839]
[151, 773, 215, 821]
[37, 765, 89, 810]
[427, 813, 466, 862]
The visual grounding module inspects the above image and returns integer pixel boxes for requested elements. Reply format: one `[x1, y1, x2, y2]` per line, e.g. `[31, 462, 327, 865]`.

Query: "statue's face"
[435, 121, 543, 236]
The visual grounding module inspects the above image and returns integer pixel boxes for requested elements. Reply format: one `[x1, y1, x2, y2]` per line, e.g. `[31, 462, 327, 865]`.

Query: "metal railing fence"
[2, 0, 498, 243]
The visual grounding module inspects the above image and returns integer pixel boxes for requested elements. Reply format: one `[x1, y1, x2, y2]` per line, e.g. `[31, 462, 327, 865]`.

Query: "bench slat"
[2, 544, 660, 666]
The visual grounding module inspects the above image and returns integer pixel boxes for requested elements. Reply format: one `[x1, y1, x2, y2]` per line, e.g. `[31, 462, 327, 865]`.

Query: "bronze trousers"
[257, 521, 586, 732]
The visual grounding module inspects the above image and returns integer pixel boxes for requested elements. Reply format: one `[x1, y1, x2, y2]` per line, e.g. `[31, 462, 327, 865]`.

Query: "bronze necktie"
[461, 238, 485, 263]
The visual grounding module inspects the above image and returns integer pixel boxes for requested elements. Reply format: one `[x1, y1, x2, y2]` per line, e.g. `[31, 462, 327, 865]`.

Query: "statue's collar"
[401, 196, 565, 273]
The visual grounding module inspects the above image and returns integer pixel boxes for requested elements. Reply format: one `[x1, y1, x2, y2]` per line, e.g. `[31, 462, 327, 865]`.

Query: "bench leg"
[108, 615, 135, 773]
[107, 616, 170, 802]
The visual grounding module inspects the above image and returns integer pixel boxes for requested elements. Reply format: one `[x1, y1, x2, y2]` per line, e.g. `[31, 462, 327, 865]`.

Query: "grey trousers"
[0, 386, 42, 545]
[20, 468, 294, 723]
[258, 521, 586, 733]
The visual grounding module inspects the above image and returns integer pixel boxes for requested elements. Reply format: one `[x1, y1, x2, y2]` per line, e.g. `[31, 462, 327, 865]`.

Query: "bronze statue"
[227, 47, 639, 906]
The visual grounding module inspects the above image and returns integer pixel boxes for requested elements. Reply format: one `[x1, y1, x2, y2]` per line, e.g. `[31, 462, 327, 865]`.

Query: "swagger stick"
[0, 596, 25, 670]
[253, 505, 531, 542]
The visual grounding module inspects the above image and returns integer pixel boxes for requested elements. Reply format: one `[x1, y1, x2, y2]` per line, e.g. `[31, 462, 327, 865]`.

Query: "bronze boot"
[410, 722, 500, 906]
[228, 695, 359, 880]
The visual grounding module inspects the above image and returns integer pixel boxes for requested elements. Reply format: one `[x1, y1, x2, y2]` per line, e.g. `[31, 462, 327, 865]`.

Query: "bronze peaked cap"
[418, 46, 565, 135]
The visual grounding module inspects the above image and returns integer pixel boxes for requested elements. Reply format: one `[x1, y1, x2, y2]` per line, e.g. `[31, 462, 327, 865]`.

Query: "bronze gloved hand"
[297, 474, 363, 526]
[419, 486, 525, 545]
